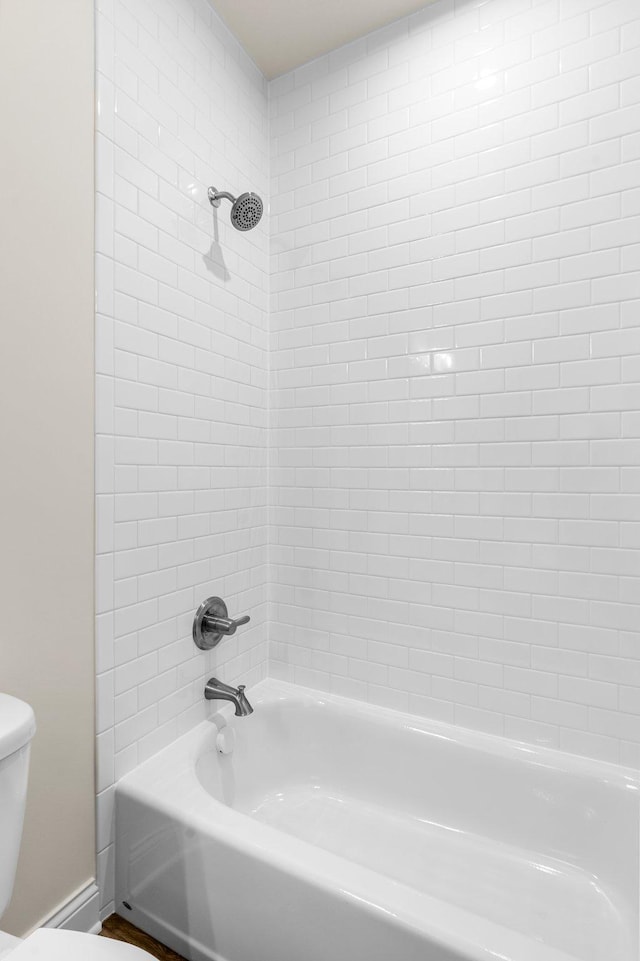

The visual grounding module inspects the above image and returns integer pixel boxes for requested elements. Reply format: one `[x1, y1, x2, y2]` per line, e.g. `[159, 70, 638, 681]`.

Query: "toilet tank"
[0, 695, 36, 921]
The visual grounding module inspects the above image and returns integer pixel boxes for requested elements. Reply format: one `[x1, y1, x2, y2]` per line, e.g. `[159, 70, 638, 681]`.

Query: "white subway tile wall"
[96, 0, 640, 918]
[95, 0, 269, 915]
[269, 0, 640, 766]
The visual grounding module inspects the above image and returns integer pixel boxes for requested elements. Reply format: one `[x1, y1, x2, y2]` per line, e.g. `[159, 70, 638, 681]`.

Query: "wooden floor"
[100, 915, 188, 961]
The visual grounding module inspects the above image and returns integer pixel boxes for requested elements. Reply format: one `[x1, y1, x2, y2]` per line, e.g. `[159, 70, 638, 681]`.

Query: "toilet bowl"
[0, 929, 152, 960]
[0, 694, 152, 960]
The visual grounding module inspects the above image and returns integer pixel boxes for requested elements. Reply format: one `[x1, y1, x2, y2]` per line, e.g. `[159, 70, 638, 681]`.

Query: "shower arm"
[208, 187, 236, 208]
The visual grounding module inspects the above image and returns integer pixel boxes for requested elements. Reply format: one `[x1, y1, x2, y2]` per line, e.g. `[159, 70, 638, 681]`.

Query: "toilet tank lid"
[0, 695, 36, 760]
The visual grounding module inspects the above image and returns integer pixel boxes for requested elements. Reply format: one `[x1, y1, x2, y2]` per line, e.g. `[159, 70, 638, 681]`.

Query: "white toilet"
[0, 694, 151, 960]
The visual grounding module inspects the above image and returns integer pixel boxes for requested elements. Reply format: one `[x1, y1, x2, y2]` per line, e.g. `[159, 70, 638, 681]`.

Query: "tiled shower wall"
[269, 0, 640, 765]
[95, 0, 269, 914]
[95, 0, 640, 915]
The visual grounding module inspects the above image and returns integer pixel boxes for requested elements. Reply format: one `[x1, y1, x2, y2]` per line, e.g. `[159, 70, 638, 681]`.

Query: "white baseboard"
[100, 899, 115, 922]
[39, 881, 101, 935]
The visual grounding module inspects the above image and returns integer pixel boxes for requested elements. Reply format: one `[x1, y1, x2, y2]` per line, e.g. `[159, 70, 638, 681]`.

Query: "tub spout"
[204, 677, 254, 717]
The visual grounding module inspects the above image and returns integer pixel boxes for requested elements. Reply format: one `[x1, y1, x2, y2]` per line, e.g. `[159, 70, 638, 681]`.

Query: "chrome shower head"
[230, 192, 263, 231]
[208, 186, 263, 231]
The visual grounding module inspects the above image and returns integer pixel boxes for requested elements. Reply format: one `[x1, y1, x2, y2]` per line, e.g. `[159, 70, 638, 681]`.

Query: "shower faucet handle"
[193, 596, 251, 650]
[205, 613, 250, 636]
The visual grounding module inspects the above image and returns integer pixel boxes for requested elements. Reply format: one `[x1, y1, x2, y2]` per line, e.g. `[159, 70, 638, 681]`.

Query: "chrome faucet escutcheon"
[204, 678, 254, 716]
[193, 596, 251, 650]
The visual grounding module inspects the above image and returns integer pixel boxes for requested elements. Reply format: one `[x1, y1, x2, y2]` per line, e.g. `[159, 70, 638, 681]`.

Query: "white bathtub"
[115, 679, 639, 961]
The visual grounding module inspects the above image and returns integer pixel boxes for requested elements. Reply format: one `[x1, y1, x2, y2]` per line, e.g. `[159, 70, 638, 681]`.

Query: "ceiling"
[210, 0, 436, 79]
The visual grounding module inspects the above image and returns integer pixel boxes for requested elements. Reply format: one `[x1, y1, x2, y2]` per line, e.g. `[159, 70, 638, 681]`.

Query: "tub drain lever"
[193, 596, 251, 650]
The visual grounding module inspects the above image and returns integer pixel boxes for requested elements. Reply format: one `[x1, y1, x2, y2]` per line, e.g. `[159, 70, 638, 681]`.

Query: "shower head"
[208, 186, 263, 231]
[230, 193, 263, 231]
